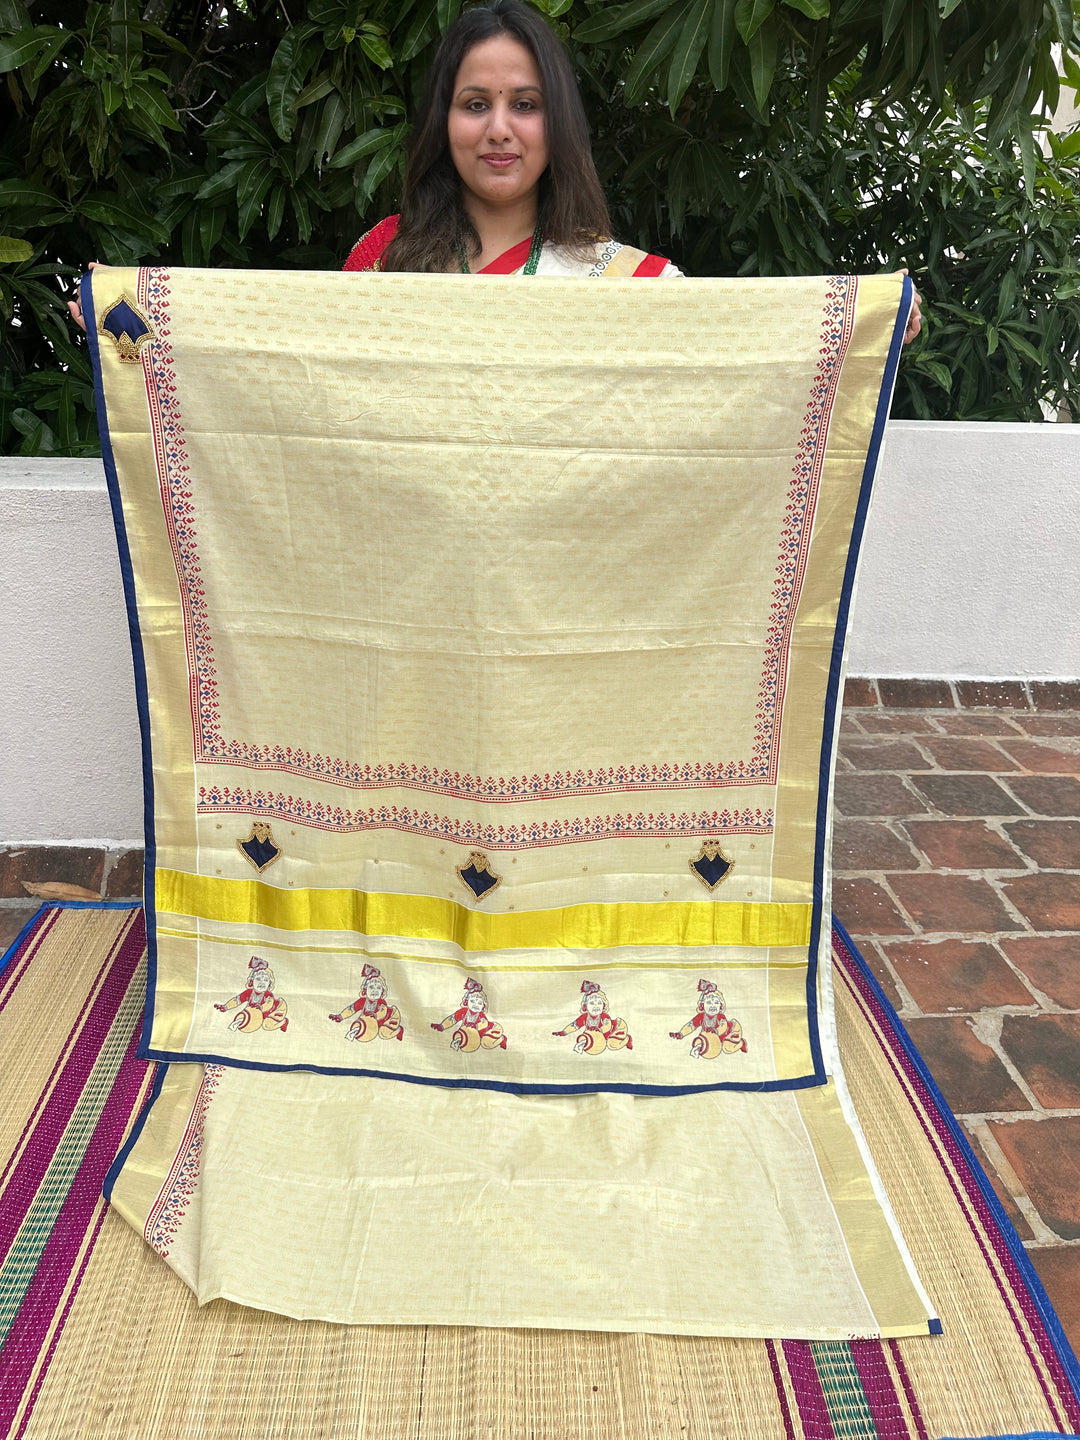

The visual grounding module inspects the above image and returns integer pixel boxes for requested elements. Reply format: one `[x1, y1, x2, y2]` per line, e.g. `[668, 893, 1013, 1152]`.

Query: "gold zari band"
[156, 868, 813, 951]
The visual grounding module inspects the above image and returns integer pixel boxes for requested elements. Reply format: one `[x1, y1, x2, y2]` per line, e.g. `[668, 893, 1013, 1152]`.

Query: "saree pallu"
[89, 265, 934, 1336]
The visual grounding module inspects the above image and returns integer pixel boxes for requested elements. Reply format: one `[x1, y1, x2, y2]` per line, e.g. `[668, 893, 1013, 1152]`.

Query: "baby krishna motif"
[329, 963, 404, 1043]
[431, 976, 507, 1052]
[215, 956, 289, 1034]
[553, 980, 633, 1056]
[670, 979, 746, 1058]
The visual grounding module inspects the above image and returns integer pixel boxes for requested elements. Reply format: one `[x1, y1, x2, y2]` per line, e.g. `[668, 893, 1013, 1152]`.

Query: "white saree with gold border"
[90, 259, 937, 1337]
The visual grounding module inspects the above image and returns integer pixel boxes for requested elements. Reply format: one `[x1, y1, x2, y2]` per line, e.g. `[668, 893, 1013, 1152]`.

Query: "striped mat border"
[0, 901, 1077, 1440]
[0, 903, 156, 1440]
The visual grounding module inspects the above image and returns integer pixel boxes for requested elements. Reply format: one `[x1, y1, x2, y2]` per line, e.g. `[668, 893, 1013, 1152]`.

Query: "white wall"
[847, 421, 1080, 680]
[2, 420, 1077, 844]
[1, 459, 142, 846]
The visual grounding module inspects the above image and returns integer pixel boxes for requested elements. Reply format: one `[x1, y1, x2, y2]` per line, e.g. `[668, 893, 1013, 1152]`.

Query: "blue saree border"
[132, 1048, 828, 1096]
[103, 1059, 166, 1203]
[834, 915, 1080, 1414]
[96, 272, 908, 1095]
[83, 271, 160, 1062]
[805, 272, 912, 1090]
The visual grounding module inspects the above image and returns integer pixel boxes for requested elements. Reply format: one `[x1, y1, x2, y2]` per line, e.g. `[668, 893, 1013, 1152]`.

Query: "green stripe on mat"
[0, 960, 145, 1341]
[809, 1342, 876, 1438]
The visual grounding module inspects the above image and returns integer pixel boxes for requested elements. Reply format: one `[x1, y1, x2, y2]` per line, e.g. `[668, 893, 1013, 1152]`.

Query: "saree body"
[91, 261, 934, 1335]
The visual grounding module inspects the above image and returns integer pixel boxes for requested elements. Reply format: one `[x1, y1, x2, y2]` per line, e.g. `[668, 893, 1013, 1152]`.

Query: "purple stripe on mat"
[886, 1339, 928, 1440]
[849, 1340, 911, 1439]
[0, 1019, 152, 1439]
[12, 1203, 111, 1440]
[765, 1338, 798, 1440]
[0, 914, 143, 1267]
[782, 1339, 836, 1439]
[0, 913, 136, 1198]
[834, 939, 1080, 1436]
[0, 909, 59, 1013]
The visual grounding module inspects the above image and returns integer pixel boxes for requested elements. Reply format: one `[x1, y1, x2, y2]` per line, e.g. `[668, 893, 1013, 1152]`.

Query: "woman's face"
[447, 34, 549, 214]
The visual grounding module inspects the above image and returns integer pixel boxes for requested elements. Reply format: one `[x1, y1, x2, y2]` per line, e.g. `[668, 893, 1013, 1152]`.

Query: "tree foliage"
[2, 0, 1079, 454]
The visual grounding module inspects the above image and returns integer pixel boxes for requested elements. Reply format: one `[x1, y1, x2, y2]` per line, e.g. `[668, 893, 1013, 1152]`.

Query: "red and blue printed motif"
[196, 788, 774, 846]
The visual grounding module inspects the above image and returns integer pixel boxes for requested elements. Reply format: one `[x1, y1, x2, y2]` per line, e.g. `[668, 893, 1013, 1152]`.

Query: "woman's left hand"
[895, 268, 922, 345]
[68, 260, 104, 333]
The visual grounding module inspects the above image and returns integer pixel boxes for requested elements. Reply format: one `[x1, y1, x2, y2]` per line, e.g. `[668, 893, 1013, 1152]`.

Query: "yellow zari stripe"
[156, 869, 812, 951]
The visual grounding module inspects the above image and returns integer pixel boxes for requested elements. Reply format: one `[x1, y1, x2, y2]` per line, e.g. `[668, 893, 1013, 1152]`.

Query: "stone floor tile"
[877, 679, 954, 708]
[831, 821, 921, 872]
[988, 1117, 1080, 1239]
[1000, 873, 1080, 931]
[888, 874, 1023, 933]
[0, 904, 42, 955]
[1024, 1247, 1080, 1354]
[881, 938, 1034, 1012]
[855, 712, 937, 734]
[998, 936, 1080, 1008]
[106, 849, 145, 898]
[833, 878, 912, 935]
[1000, 739, 1080, 777]
[903, 1017, 1030, 1114]
[1018, 713, 1080, 738]
[834, 773, 930, 818]
[1004, 775, 1080, 817]
[999, 1014, 1080, 1109]
[1031, 681, 1080, 711]
[930, 712, 1023, 736]
[1004, 820, 1080, 870]
[853, 939, 906, 1012]
[902, 820, 1026, 871]
[0, 846, 106, 901]
[918, 736, 1020, 772]
[838, 738, 933, 771]
[843, 677, 878, 708]
[967, 1129, 1035, 1241]
[911, 773, 1026, 817]
[954, 680, 1031, 709]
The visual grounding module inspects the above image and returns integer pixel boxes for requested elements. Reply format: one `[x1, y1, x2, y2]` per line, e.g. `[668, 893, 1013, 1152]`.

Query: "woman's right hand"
[68, 260, 103, 332]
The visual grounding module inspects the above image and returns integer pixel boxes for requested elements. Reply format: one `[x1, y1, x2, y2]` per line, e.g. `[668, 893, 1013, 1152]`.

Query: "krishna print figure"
[214, 956, 289, 1034]
[431, 976, 507, 1052]
[553, 980, 633, 1055]
[329, 964, 404, 1043]
[670, 979, 747, 1058]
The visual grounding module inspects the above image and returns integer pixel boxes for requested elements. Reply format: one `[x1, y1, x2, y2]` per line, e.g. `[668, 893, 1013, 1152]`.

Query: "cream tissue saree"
[86, 256, 935, 1339]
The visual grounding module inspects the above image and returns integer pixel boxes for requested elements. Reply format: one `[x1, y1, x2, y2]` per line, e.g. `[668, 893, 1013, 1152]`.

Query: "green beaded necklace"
[457, 224, 544, 275]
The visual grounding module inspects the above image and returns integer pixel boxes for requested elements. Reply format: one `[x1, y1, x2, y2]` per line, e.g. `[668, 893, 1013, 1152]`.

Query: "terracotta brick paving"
[836, 682, 1080, 1351]
[2, 679, 1079, 1348]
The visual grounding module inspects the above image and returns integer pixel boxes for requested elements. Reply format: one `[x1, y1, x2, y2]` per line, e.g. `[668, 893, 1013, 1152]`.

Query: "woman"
[344, 0, 679, 280]
[70, 0, 922, 332]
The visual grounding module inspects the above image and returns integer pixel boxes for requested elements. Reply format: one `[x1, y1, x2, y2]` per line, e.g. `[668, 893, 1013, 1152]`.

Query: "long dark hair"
[382, 0, 611, 273]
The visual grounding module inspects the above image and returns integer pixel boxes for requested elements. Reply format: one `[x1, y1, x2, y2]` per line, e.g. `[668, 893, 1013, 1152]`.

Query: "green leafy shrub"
[1, 0, 1078, 454]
